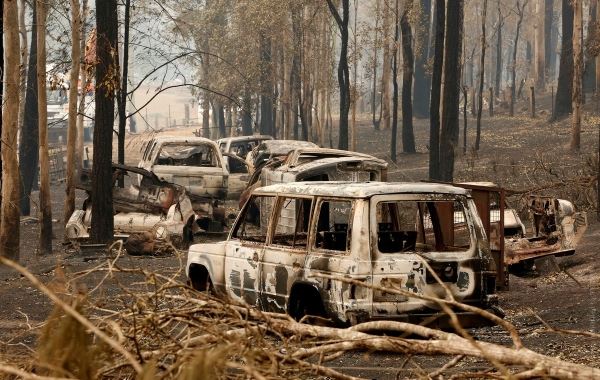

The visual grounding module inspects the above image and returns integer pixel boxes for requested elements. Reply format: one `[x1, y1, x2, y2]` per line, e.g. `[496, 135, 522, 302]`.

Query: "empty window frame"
[155, 143, 219, 167]
[313, 199, 353, 252]
[232, 195, 274, 244]
[376, 200, 472, 254]
[271, 197, 313, 249]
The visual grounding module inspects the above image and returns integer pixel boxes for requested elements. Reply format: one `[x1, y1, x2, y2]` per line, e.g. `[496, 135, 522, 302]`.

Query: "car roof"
[253, 181, 470, 198]
[150, 136, 218, 146]
[258, 140, 318, 154]
[278, 156, 388, 173]
[217, 135, 273, 144]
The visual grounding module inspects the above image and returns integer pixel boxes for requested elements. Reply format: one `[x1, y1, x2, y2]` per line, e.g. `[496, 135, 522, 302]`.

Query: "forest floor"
[1, 92, 600, 378]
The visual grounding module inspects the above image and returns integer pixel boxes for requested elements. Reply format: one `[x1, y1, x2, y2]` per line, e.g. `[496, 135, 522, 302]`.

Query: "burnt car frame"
[187, 182, 501, 326]
[65, 164, 196, 247]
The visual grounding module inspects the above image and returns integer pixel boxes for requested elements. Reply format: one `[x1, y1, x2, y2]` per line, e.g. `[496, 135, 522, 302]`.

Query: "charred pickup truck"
[187, 182, 501, 326]
[65, 164, 196, 248]
[138, 136, 228, 228]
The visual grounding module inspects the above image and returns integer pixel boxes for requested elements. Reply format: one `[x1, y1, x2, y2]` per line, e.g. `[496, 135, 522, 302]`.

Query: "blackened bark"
[510, 2, 525, 117]
[413, 0, 432, 118]
[326, 0, 350, 150]
[428, 0, 444, 180]
[391, 0, 399, 162]
[544, 0, 553, 79]
[401, 4, 416, 153]
[91, 0, 117, 243]
[242, 93, 252, 135]
[259, 34, 273, 136]
[371, 0, 381, 130]
[495, 1, 502, 96]
[0, 3, 3, 189]
[475, 0, 488, 151]
[117, 0, 131, 187]
[554, 0, 573, 119]
[19, 2, 38, 216]
[439, 0, 464, 182]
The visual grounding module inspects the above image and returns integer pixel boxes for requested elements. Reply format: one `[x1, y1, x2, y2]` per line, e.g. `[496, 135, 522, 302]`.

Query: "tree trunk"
[510, 2, 526, 117]
[371, 0, 381, 130]
[571, 0, 582, 152]
[259, 34, 273, 137]
[326, 0, 350, 150]
[19, 2, 38, 216]
[91, 0, 117, 244]
[544, 0, 553, 81]
[414, 0, 432, 118]
[1, 0, 21, 259]
[117, 0, 131, 185]
[351, 0, 358, 150]
[18, 0, 27, 129]
[428, 0, 444, 181]
[495, 1, 502, 97]
[439, 0, 464, 182]
[554, 0, 573, 119]
[64, 0, 82, 225]
[401, 1, 416, 153]
[390, 0, 399, 162]
[475, 0, 488, 151]
[381, 6, 392, 130]
[37, 0, 52, 254]
[242, 93, 252, 136]
[75, 0, 88, 173]
[535, 0, 546, 89]
[463, 86, 468, 154]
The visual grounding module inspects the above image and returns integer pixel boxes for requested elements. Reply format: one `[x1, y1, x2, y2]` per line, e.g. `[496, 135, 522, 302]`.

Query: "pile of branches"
[1, 248, 600, 379]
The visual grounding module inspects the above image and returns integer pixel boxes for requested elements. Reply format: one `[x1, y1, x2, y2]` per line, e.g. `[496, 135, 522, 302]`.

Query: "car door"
[259, 195, 312, 312]
[224, 193, 274, 307]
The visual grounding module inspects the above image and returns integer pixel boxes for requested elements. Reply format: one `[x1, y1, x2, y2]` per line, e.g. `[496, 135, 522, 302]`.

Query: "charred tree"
[391, 0, 400, 162]
[510, 1, 527, 117]
[65, 0, 82, 223]
[381, 7, 392, 130]
[37, 0, 52, 254]
[495, 1, 503, 97]
[91, 0, 117, 244]
[371, 0, 381, 130]
[413, 0, 432, 118]
[439, 0, 464, 182]
[75, 0, 88, 171]
[1, 0, 21, 259]
[19, 1, 38, 216]
[116, 0, 131, 186]
[401, 2, 416, 153]
[326, 0, 350, 150]
[428, 0, 445, 181]
[475, 0, 488, 151]
[544, 0, 553, 80]
[571, 0, 582, 152]
[259, 34, 274, 136]
[554, 0, 573, 119]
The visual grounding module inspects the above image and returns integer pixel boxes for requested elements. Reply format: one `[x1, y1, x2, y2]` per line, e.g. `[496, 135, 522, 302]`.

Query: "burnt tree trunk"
[510, 1, 526, 117]
[391, 0, 399, 162]
[242, 92, 253, 136]
[495, 1, 503, 97]
[259, 34, 273, 136]
[413, 0, 432, 118]
[475, 0, 488, 151]
[544, 0, 553, 80]
[91, 0, 117, 244]
[371, 0, 381, 130]
[117, 0, 131, 187]
[64, 0, 82, 223]
[1, 0, 21, 259]
[326, 0, 350, 150]
[571, 0, 582, 151]
[37, 0, 52, 254]
[554, 0, 574, 119]
[19, 2, 38, 216]
[401, 2, 416, 153]
[428, 0, 445, 181]
[439, 0, 464, 182]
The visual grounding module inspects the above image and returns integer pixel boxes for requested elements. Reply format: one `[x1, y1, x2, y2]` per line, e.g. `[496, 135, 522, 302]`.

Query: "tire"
[289, 288, 325, 323]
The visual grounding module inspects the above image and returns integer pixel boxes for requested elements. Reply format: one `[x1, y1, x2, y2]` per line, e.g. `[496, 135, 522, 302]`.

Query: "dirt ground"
[1, 94, 600, 378]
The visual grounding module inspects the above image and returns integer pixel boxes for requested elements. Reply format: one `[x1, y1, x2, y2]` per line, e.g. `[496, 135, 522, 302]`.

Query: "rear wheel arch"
[188, 264, 213, 292]
[287, 282, 327, 320]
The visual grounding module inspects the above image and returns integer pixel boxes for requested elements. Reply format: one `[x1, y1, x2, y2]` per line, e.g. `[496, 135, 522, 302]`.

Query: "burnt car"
[65, 164, 198, 248]
[244, 139, 318, 174]
[187, 182, 501, 327]
[216, 135, 272, 199]
[503, 195, 588, 272]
